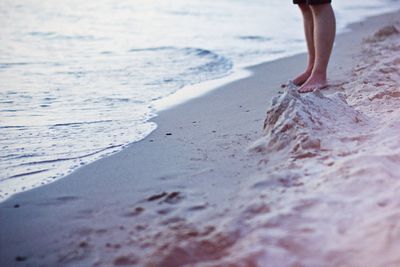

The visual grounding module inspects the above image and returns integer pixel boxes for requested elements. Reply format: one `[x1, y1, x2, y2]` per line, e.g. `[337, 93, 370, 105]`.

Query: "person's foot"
[281, 68, 313, 88]
[298, 73, 328, 93]
[292, 69, 313, 86]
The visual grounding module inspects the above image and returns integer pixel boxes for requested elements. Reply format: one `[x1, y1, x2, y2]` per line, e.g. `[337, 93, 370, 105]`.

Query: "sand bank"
[1, 11, 400, 267]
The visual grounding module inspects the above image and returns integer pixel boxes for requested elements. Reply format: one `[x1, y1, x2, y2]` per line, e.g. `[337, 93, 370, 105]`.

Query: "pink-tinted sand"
[1, 11, 400, 267]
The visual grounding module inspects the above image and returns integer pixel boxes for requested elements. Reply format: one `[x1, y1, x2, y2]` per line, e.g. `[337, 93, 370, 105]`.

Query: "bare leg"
[299, 3, 336, 93]
[292, 4, 315, 86]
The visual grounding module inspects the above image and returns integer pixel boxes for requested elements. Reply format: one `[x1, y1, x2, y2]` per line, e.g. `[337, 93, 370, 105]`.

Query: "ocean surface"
[0, 0, 399, 201]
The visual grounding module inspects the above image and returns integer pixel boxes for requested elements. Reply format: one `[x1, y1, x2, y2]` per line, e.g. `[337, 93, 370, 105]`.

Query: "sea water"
[0, 0, 399, 201]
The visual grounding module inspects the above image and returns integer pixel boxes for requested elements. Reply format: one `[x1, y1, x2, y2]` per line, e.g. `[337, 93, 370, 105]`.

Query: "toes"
[292, 79, 304, 86]
[298, 86, 315, 93]
[282, 80, 299, 89]
[298, 83, 328, 93]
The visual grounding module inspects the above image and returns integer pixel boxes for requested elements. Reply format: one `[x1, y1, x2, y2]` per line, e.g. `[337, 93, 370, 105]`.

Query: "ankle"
[305, 66, 314, 74]
[310, 70, 327, 80]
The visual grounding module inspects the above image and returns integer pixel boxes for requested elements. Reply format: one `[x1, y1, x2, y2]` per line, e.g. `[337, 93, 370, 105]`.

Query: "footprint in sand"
[15, 256, 27, 262]
[187, 203, 209, 212]
[113, 254, 139, 266]
[123, 206, 145, 217]
[146, 191, 184, 204]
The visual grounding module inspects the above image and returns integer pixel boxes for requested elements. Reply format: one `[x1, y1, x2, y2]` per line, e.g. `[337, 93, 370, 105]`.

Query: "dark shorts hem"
[293, 0, 331, 5]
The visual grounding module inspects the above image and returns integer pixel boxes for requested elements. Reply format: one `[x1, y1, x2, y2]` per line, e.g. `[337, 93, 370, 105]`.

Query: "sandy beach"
[1, 10, 400, 267]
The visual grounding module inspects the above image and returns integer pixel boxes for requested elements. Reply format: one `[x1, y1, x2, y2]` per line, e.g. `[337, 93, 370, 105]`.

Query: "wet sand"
[1, 11, 400, 267]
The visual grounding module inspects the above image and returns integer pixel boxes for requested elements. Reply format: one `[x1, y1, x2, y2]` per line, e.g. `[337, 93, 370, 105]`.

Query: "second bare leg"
[299, 3, 336, 93]
[292, 4, 315, 86]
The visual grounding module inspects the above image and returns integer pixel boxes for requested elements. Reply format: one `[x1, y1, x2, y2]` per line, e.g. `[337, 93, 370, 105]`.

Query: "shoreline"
[1, 10, 400, 267]
[1, 6, 399, 203]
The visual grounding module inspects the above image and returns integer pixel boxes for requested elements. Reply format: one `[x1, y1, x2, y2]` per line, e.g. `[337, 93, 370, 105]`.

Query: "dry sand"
[1, 11, 400, 267]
